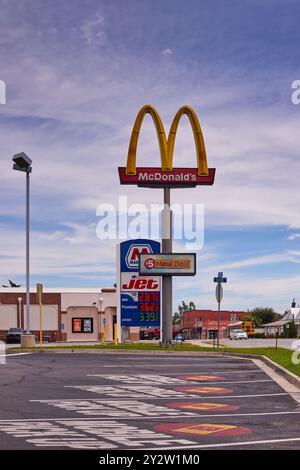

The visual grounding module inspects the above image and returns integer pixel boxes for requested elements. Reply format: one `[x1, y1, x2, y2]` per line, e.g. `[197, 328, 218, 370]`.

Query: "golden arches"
[126, 105, 169, 175]
[125, 105, 209, 176]
[167, 106, 208, 176]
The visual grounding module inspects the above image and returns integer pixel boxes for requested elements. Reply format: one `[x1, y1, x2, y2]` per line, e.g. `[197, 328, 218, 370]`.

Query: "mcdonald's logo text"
[118, 167, 215, 187]
[118, 105, 215, 188]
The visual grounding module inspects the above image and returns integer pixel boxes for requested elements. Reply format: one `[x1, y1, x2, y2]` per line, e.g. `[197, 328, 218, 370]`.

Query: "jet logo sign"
[125, 244, 153, 269]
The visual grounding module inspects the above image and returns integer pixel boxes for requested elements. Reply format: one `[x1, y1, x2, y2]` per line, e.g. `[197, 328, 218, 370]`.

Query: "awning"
[263, 320, 290, 327]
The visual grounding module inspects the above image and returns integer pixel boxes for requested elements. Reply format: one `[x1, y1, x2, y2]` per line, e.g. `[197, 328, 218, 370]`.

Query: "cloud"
[288, 233, 300, 240]
[1, 1, 300, 313]
[162, 48, 173, 55]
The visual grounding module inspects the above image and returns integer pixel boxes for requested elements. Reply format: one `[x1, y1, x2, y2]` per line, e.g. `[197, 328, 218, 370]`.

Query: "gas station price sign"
[119, 239, 161, 327]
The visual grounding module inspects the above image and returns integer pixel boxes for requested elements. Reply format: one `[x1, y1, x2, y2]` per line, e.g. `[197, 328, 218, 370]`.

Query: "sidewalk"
[190, 338, 300, 350]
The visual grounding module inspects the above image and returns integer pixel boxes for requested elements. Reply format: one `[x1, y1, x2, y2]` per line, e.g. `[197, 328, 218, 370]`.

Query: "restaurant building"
[0, 287, 119, 342]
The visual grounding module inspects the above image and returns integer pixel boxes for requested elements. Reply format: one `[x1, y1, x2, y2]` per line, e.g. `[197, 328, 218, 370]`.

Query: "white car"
[229, 329, 248, 340]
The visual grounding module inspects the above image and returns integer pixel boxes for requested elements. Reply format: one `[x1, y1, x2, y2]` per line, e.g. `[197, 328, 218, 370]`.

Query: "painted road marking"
[155, 422, 251, 437]
[167, 402, 240, 412]
[64, 385, 202, 398]
[97, 365, 267, 377]
[149, 436, 300, 450]
[1, 353, 32, 357]
[176, 375, 225, 381]
[63, 387, 289, 400]
[30, 399, 197, 417]
[87, 374, 204, 384]
[3, 408, 300, 423]
[0, 420, 197, 449]
[175, 386, 233, 395]
[101, 363, 258, 373]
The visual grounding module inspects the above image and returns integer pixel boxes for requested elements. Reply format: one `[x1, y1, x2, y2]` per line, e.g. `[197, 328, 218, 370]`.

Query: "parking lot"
[0, 352, 300, 450]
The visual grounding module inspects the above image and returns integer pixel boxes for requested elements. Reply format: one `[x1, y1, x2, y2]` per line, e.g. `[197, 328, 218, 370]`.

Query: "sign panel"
[119, 239, 161, 327]
[118, 167, 215, 188]
[139, 253, 196, 276]
[215, 283, 223, 303]
[72, 318, 93, 333]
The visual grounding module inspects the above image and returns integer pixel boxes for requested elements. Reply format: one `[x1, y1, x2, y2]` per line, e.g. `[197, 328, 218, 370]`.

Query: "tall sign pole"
[119, 105, 215, 347]
[161, 187, 173, 346]
[214, 272, 227, 348]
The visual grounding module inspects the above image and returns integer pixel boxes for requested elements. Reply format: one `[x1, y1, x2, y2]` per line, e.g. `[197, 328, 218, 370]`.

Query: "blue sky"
[1, 0, 300, 313]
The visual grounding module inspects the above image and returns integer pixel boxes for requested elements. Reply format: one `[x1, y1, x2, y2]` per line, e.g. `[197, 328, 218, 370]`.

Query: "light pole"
[12, 152, 32, 335]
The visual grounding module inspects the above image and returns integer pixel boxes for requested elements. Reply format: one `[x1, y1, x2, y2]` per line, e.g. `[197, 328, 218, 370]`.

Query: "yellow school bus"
[226, 321, 255, 338]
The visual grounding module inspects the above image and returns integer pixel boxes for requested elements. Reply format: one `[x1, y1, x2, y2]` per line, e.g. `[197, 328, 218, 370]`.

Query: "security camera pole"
[214, 272, 227, 348]
[12, 152, 32, 336]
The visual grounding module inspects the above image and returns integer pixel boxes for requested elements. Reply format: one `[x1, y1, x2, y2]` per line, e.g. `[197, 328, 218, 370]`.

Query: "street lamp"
[12, 152, 32, 335]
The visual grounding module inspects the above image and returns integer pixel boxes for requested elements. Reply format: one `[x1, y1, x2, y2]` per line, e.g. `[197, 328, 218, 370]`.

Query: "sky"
[1, 0, 300, 314]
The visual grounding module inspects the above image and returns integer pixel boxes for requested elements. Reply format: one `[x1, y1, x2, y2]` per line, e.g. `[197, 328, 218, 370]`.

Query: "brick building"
[0, 287, 117, 342]
[180, 309, 248, 339]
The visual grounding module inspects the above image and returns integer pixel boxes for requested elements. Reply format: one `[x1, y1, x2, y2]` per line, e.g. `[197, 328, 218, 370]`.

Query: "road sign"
[139, 253, 196, 276]
[215, 283, 223, 303]
[214, 272, 227, 283]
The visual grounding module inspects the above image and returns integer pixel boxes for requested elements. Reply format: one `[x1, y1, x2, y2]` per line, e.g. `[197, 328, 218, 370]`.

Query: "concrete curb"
[225, 352, 300, 390]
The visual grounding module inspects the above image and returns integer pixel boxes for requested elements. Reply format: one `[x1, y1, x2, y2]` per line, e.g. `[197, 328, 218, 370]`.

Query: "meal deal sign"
[119, 239, 161, 327]
[139, 253, 196, 276]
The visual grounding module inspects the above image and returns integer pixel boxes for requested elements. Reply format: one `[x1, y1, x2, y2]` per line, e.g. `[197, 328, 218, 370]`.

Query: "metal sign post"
[161, 187, 173, 346]
[214, 272, 227, 348]
[36, 283, 43, 347]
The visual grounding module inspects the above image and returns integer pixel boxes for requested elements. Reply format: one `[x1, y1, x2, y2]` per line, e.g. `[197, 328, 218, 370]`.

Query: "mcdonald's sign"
[118, 105, 215, 188]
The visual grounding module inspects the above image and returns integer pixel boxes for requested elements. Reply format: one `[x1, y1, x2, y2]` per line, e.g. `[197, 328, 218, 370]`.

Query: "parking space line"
[60, 390, 289, 400]
[3, 409, 300, 422]
[151, 436, 300, 450]
[87, 376, 273, 385]
[99, 369, 266, 375]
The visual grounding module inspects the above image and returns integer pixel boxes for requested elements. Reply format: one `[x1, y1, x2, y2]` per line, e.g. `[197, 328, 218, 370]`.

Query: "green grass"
[10, 342, 300, 377]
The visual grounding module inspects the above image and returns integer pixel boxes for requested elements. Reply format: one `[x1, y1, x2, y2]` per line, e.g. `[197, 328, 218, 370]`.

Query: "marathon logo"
[125, 244, 153, 269]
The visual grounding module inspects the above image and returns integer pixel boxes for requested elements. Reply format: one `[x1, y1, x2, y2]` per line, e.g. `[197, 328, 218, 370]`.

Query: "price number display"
[138, 292, 160, 323]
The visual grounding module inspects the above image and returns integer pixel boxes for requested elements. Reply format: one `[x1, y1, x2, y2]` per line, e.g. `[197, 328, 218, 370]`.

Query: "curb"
[225, 352, 300, 390]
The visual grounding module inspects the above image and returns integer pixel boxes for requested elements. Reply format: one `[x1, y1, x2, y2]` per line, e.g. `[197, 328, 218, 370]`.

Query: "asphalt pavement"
[0, 352, 300, 450]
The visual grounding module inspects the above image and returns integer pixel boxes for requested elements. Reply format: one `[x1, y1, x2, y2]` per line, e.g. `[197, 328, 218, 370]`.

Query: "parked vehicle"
[140, 327, 160, 340]
[229, 329, 248, 340]
[6, 328, 24, 344]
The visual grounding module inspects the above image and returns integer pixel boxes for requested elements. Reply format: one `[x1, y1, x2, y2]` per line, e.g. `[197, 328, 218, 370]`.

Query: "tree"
[173, 301, 196, 325]
[246, 307, 280, 327]
[2, 279, 21, 288]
